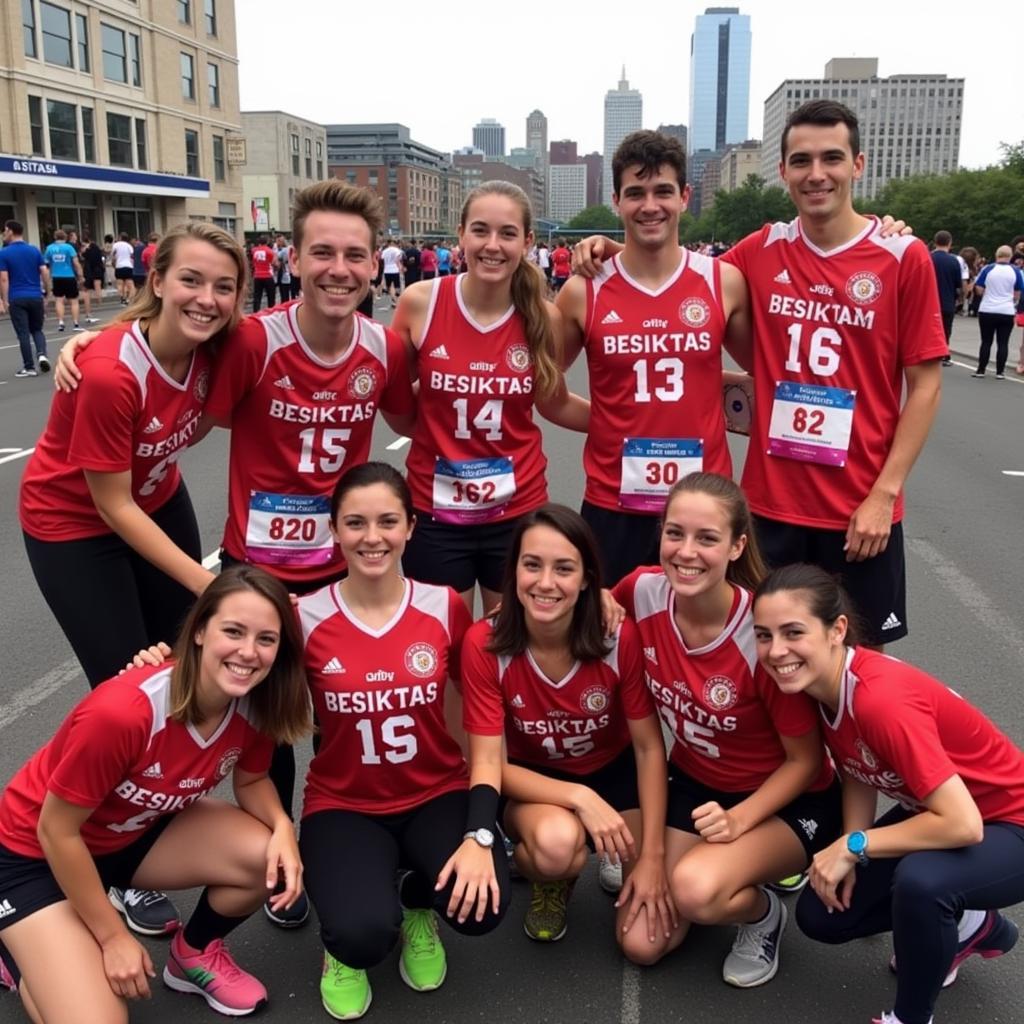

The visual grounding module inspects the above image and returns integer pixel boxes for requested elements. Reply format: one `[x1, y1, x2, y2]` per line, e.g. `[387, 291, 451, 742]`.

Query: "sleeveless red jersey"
[582, 250, 730, 514]
[723, 217, 947, 530]
[298, 579, 472, 817]
[20, 321, 210, 541]
[461, 617, 654, 776]
[205, 303, 414, 582]
[405, 275, 548, 522]
[0, 663, 271, 857]
[613, 568, 832, 793]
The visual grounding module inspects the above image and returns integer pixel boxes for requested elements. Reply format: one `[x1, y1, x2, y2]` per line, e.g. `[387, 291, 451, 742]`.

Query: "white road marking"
[0, 447, 33, 466]
[620, 961, 642, 1024]
[1002, 471, 1024, 477]
[0, 658, 82, 732]
[386, 435, 410, 450]
[949, 358, 1024, 384]
[202, 549, 221, 570]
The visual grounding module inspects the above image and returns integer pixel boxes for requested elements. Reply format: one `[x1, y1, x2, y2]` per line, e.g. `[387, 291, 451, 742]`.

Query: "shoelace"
[125, 889, 167, 909]
[531, 882, 568, 916]
[193, 939, 242, 982]
[326, 956, 361, 984]
[732, 919, 774, 964]
[404, 911, 438, 956]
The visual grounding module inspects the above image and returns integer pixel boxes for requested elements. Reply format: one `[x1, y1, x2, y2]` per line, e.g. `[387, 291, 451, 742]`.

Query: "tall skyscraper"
[658, 124, 689, 153]
[602, 68, 643, 205]
[526, 110, 548, 164]
[689, 8, 751, 154]
[549, 140, 579, 165]
[472, 118, 506, 158]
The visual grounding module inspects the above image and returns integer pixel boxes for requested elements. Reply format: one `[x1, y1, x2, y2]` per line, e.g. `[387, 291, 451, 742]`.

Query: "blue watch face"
[847, 831, 867, 854]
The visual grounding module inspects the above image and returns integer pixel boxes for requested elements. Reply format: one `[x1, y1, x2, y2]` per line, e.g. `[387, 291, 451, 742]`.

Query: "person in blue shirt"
[43, 228, 83, 333]
[0, 221, 51, 377]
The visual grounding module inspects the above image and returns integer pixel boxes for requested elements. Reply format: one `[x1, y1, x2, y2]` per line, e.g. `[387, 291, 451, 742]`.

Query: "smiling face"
[293, 210, 376, 325]
[151, 238, 240, 347]
[458, 193, 531, 285]
[780, 122, 864, 224]
[659, 490, 745, 599]
[614, 164, 689, 251]
[195, 590, 282, 703]
[515, 524, 587, 631]
[331, 481, 413, 582]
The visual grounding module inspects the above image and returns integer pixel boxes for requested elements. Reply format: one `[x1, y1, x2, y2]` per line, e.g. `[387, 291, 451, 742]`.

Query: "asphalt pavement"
[0, 297, 1022, 1023]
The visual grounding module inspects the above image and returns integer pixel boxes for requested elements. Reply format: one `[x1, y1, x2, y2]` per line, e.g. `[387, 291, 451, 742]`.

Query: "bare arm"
[553, 274, 588, 370]
[720, 261, 753, 372]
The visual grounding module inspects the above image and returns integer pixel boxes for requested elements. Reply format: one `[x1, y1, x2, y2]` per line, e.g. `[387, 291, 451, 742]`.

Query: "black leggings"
[23, 483, 201, 687]
[976, 311, 1015, 375]
[252, 278, 276, 311]
[300, 791, 510, 969]
[796, 805, 1024, 1024]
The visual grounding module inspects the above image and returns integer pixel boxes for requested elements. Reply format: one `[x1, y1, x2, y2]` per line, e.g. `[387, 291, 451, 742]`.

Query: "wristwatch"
[846, 830, 870, 866]
[463, 828, 495, 849]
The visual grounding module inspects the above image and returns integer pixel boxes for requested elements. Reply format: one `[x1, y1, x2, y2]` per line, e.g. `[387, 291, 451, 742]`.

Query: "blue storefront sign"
[0, 155, 209, 198]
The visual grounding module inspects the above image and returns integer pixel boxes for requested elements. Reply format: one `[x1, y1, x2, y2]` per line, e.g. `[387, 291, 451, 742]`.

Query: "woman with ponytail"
[393, 181, 588, 614]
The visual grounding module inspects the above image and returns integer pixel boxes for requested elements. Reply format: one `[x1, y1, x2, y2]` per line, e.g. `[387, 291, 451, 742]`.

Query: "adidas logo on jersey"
[510, 694, 526, 708]
[274, 375, 295, 390]
[773, 269, 792, 284]
[430, 344, 450, 360]
[881, 613, 902, 631]
[322, 657, 346, 675]
[0, 899, 15, 919]
[143, 417, 163, 434]
[799, 817, 818, 840]
[601, 309, 624, 325]
[643, 646, 658, 664]
[142, 762, 164, 779]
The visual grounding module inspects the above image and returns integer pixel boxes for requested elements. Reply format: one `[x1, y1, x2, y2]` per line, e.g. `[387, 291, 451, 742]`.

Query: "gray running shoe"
[723, 888, 787, 988]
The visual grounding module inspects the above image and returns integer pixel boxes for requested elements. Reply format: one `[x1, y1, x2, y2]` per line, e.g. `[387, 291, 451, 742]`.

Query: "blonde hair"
[460, 182, 560, 400]
[292, 180, 384, 251]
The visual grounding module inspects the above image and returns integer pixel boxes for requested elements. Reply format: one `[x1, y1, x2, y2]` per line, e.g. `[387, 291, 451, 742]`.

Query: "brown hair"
[612, 130, 687, 195]
[292, 180, 384, 252]
[781, 100, 861, 161]
[663, 472, 767, 592]
[754, 563, 862, 647]
[460, 181, 560, 400]
[170, 566, 311, 745]
[115, 222, 247, 339]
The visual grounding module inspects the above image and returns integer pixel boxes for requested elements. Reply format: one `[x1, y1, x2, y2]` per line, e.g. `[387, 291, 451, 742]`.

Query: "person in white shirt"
[971, 246, 1024, 379]
[380, 240, 404, 307]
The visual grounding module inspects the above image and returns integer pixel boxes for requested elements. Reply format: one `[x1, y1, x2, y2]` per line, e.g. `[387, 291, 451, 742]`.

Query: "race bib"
[620, 438, 703, 512]
[245, 492, 334, 567]
[432, 457, 515, 524]
[767, 382, 856, 467]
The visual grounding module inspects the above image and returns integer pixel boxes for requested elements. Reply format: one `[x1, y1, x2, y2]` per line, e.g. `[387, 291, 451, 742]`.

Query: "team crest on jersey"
[404, 642, 438, 678]
[505, 342, 531, 373]
[193, 368, 210, 402]
[580, 685, 610, 714]
[855, 738, 878, 769]
[703, 675, 738, 711]
[347, 366, 378, 399]
[216, 747, 243, 779]
[678, 297, 711, 328]
[845, 271, 882, 306]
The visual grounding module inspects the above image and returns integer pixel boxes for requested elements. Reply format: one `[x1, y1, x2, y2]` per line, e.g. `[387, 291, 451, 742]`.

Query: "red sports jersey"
[0, 664, 272, 857]
[406, 275, 548, 522]
[582, 251, 731, 513]
[206, 303, 414, 582]
[823, 648, 1024, 826]
[613, 568, 832, 793]
[551, 247, 572, 278]
[461, 617, 654, 776]
[250, 245, 276, 280]
[298, 579, 472, 817]
[19, 322, 210, 541]
[723, 217, 947, 530]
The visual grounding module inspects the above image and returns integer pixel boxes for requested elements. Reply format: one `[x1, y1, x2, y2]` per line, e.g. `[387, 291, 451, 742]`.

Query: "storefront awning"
[0, 156, 210, 199]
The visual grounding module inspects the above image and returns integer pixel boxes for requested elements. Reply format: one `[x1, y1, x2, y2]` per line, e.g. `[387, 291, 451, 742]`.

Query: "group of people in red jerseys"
[2, 99, 1022, 1024]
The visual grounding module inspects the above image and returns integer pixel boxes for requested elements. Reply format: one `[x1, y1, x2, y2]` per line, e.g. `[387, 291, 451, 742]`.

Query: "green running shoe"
[399, 908, 447, 991]
[523, 879, 575, 942]
[320, 951, 371, 1020]
[767, 873, 808, 895]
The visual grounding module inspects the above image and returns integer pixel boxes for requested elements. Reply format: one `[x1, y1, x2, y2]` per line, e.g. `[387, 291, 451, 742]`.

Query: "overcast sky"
[237, 0, 1023, 170]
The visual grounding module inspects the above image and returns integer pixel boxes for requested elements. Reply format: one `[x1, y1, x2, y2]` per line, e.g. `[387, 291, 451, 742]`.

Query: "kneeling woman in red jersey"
[754, 565, 1024, 1024]
[0, 567, 311, 1021]
[393, 181, 588, 616]
[20, 223, 247, 688]
[461, 504, 675, 945]
[295, 462, 509, 1021]
[611, 473, 841, 986]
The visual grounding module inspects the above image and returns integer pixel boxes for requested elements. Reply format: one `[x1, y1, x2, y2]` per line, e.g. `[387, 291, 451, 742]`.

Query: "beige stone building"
[0, 0, 243, 245]
[720, 140, 762, 191]
[240, 110, 326, 238]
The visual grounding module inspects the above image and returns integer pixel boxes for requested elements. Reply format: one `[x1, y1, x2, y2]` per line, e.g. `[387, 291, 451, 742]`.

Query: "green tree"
[682, 176, 796, 243]
[566, 205, 621, 230]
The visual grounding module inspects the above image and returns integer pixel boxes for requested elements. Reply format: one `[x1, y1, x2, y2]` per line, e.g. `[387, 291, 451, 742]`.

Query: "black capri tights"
[300, 790, 510, 969]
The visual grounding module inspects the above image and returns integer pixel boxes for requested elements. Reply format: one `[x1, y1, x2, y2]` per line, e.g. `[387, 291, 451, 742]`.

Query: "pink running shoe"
[0, 953, 17, 993]
[163, 933, 268, 1016]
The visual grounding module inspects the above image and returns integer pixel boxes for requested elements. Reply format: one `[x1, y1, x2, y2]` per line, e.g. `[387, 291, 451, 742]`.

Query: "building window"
[207, 62, 219, 107]
[204, 0, 216, 35]
[368, 169, 378, 187]
[23, 0, 37, 58]
[291, 133, 300, 176]
[28, 95, 44, 155]
[305, 139, 312, 178]
[345, 171, 356, 184]
[184, 128, 199, 176]
[47, 99, 78, 160]
[101, 24, 139, 85]
[315, 140, 323, 178]
[81, 106, 94, 161]
[212, 134, 225, 182]
[41, 2, 73, 68]
[129, 31, 140, 85]
[75, 12, 89, 71]
[180, 52, 195, 100]
[107, 111, 132, 166]
[135, 118, 147, 170]
[177, 0, 191, 24]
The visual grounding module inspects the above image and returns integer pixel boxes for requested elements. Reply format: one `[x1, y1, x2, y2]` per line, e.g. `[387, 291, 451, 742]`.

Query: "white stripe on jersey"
[408, 580, 455, 640]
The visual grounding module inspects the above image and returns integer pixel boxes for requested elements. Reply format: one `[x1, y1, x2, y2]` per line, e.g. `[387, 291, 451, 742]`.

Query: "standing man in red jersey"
[250, 235, 278, 311]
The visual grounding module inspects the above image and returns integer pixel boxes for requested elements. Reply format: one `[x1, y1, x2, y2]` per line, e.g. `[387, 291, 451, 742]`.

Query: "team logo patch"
[855, 738, 878, 770]
[216, 747, 243, 779]
[845, 271, 882, 306]
[678, 297, 711, 328]
[703, 675, 738, 711]
[193, 367, 210, 402]
[404, 642, 438, 678]
[505, 342, 531, 372]
[580, 685, 610, 714]
[347, 366, 378, 399]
